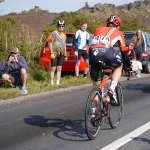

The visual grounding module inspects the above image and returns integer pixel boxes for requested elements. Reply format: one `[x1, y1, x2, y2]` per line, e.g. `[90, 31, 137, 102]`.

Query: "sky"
[0, 0, 135, 16]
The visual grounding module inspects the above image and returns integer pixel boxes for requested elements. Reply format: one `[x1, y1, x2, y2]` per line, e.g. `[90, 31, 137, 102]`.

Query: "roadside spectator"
[127, 42, 142, 78]
[47, 20, 67, 85]
[1, 47, 28, 94]
[73, 21, 90, 78]
[130, 29, 144, 62]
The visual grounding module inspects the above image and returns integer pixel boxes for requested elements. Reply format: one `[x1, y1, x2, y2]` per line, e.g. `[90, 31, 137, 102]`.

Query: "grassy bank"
[0, 73, 92, 100]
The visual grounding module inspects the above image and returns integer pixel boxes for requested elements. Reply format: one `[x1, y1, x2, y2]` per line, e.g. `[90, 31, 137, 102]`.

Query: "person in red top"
[89, 15, 131, 105]
[127, 42, 142, 78]
[127, 42, 137, 60]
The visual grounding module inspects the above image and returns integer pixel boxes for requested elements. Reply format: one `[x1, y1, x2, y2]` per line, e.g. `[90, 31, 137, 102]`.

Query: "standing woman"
[47, 20, 67, 85]
[131, 29, 145, 62]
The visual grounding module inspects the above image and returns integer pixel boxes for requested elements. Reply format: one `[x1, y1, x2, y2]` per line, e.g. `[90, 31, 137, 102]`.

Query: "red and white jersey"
[90, 26, 127, 52]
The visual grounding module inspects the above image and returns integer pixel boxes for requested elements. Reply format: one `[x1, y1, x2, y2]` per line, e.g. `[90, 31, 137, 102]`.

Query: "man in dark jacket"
[1, 47, 28, 94]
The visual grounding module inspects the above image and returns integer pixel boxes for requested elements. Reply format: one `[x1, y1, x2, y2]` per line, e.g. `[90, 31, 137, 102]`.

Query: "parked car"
[113, 31, 150, 74]
[39, 33, 93, 72]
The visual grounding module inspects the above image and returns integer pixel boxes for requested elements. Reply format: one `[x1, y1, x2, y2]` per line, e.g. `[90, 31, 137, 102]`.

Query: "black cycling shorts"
[9, 74, 28, 86]
[89, 47, 122, 81]
[76, 49, 89, 62]
[51, 54, 63, 67]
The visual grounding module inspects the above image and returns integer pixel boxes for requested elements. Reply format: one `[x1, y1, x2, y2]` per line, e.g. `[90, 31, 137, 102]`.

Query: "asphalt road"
[0, 76, 150, 150]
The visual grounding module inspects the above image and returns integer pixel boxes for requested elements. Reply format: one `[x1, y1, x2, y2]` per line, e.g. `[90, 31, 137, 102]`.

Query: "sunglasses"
[58, 25, 65, 28]
[10, 52, 17, 55]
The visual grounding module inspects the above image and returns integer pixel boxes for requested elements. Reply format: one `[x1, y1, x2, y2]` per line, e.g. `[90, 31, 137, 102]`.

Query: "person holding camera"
[1, 47, 28, 94]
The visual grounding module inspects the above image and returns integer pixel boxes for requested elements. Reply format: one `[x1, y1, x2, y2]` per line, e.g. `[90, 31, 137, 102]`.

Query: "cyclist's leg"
[90, 61, 102, 88]
[75, 49, 81, 77]
[107, 48, 122, 79]
[104, 47, 123, 102]
[111, 65, 122, 90]
[90, 61, 102, 117]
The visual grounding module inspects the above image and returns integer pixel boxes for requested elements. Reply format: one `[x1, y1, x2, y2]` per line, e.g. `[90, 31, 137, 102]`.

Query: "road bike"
[85, 61, 124, 140]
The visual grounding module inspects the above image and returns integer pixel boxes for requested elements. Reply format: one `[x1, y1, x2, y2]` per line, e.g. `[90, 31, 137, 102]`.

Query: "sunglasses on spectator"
[58, 25, 65, 28]
[10, 52, 18, 55]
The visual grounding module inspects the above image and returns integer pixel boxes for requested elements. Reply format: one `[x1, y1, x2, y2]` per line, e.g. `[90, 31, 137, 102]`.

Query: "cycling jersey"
[90, 27, 127, 52]
[89, 26, 130, 81]
[74, 30, 90, 50]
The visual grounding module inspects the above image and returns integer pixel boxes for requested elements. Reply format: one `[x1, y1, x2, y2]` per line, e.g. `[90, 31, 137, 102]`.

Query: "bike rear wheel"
[85, 88, 103, 140]
[108, 82, 123, 128]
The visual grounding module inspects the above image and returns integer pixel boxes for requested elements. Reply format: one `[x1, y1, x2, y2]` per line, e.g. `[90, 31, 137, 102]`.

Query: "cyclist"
[73, 21, 90, 78]
[89, 15, 131, 120]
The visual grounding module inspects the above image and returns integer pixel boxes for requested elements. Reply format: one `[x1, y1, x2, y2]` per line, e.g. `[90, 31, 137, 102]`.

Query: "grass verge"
[0, 73, 92, 100]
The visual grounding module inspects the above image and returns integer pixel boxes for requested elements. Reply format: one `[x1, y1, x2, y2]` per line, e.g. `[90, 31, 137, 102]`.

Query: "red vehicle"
[39, 33, 93, 72]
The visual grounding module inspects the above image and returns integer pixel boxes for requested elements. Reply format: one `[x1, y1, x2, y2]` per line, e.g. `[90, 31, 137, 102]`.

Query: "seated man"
[1, 47, 28, 94]
[127, 42, 142, 78]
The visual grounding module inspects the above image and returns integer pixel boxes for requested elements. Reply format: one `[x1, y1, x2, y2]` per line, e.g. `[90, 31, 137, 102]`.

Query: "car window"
[66, 34, 94, 47]
[66, 35, 73, 46]
[148, 36, 150, 47]
[113, 33, 134, 47]
[145, 35, 150, 47]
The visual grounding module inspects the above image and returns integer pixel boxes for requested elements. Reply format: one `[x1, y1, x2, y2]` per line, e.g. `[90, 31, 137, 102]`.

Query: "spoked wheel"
[108, 82, 123, 128]
[85, 88, 103, 140]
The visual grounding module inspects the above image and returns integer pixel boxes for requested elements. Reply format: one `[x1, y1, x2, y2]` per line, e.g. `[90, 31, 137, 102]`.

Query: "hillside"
[1, 1, 150, 36]
[0, 6, 60, 36]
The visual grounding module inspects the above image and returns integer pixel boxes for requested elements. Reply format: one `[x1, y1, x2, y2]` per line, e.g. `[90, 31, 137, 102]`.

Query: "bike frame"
[98, 74, 112, 99]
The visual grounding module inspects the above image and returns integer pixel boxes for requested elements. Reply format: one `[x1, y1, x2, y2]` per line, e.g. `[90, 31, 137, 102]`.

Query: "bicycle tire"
[85, 88, 103, 140]
[108, 82, 123, 128]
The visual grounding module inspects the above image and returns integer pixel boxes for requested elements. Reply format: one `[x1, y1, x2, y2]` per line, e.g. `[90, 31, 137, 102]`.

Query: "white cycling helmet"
[57, 20, 66, 26]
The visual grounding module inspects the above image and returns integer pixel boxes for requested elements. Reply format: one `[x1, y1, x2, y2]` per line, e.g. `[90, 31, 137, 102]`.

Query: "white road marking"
[100, 122, 150, 150]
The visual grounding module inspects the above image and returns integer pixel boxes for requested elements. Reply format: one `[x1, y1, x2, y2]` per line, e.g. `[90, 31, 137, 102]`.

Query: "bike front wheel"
[85, 88, 103, 140]
[108, 82, 123, 128]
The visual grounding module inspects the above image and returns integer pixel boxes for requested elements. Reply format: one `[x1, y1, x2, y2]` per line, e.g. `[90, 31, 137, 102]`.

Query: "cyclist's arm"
[117, 33, 131, 67]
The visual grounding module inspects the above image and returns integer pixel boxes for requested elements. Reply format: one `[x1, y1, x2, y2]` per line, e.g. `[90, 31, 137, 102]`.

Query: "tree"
[0, 0, 4, 2]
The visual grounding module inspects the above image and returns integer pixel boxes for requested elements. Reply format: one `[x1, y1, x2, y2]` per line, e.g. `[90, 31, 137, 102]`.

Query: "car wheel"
[144, 61, 150, 74]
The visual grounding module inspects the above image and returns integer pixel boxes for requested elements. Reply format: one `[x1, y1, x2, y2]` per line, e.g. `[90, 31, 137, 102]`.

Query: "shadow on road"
[122, 83, 150, 93]
[24, 115, 111, 141]
[133, 137, 150, 145]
